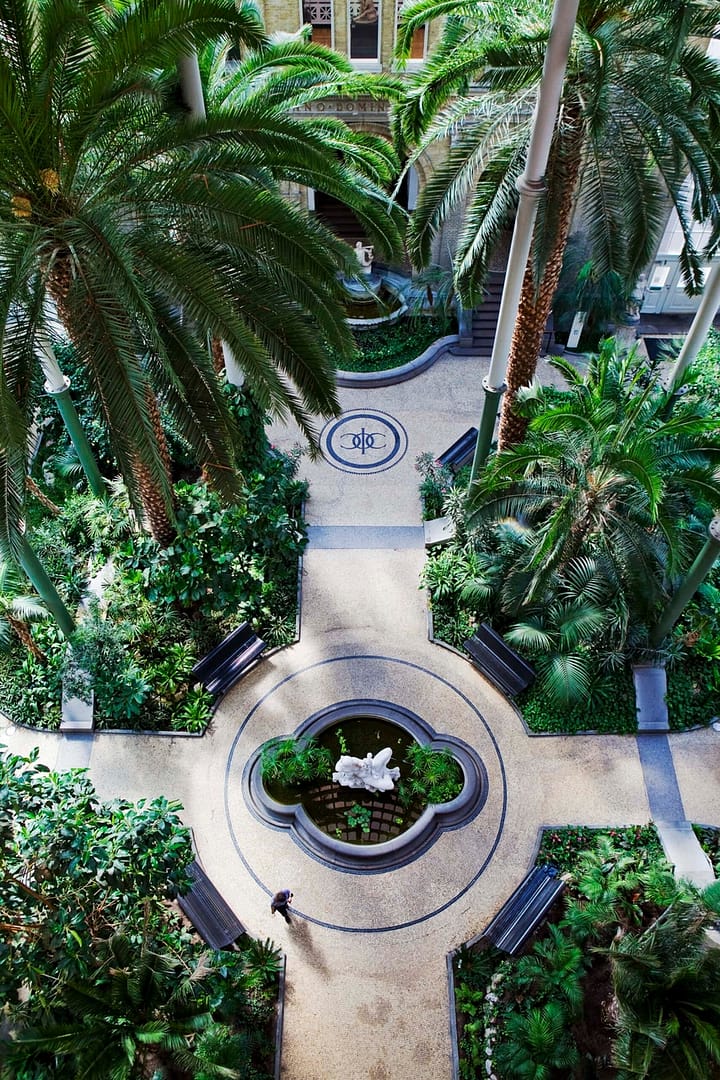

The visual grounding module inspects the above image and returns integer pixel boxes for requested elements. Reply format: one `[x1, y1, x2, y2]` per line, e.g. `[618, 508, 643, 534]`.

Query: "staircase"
[450, 274, 504, 356]
[314, 193, 366, 245]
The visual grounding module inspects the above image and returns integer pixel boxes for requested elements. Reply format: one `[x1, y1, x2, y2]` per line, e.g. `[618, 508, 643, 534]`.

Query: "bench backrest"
[177, 859, 246, 949]
[192, 621, 255, 682]
[464, 623, 536, 696]
[437, 427, 478, 472]
[204, 635, 267, 695]
[483, 864, 564, 955]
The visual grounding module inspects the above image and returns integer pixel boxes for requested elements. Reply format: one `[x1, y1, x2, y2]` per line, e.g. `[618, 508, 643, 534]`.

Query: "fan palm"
[0, 0, 404, 556]
[494, 999, 580, 1078]
[394, 0, 720, 445]
[0, 557, 49, 662]
[609, 897, 720, 1079]
[467, 342, 720, 631]
[7, 934, 239, 1080]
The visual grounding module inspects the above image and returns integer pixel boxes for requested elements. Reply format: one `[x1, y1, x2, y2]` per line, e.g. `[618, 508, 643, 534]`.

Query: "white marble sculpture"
[333, 747, 400, 793]
[354, 241, 374, 275]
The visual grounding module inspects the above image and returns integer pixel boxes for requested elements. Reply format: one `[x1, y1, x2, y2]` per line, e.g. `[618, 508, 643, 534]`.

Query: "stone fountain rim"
[243, 698, 488, 872]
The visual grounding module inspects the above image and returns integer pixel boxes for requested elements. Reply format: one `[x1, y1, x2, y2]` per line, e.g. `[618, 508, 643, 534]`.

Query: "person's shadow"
[289, 917, 329, 976]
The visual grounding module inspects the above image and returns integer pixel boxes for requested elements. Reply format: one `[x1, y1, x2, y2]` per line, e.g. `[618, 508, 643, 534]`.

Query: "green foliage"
[340, 315, 454, 372]
[610, 899, 720, 1078]
[260, 736, 333, 786]
[3, 447, 305, 732]
[0, 749, 192, 997]
[537, 825, 663, 874]
[414, 452, 454, 520]
[426, 342, 720, 727]
[684, 329, 720, 414]
[0, 750, 279, 1078]
[494, 1000, 580, 1078]
[121, 465, 307, 625]
[455, 831, 707, 1080]
[345, 803, 373, 833]
[693, 826, 720, 878]
[172, 688, 215, 734]
[666, 654, 720, 731]
[518, 669, 638, 734]
[63, 602, 150, 720]
[403, 743, 463, 804]
[552, 232, 630, 348]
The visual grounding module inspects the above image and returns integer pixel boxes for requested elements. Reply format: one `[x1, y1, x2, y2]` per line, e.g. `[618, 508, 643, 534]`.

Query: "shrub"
[537, 824, 663, 872]
[415, 452, 454, 520]
[402, 743, 463, 804]
[260, 736, 333, 786]
[341, 315, 454, 373]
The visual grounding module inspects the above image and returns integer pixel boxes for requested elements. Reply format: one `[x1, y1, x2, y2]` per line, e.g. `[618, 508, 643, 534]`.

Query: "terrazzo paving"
[3, 346, 720, 1079]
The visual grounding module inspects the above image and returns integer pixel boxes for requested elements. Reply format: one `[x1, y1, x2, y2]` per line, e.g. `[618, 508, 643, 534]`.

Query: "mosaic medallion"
[320, 409, 408, 474]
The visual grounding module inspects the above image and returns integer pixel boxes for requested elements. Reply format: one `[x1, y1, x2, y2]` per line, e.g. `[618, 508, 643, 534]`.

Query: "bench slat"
[191, 622, 255, 683]
[483, 865, 564, 955]
[464, 623, 536, 697]
[437, 427, 478, 473]
[177, 860, 245, 950]
[203, 636, 267, 696]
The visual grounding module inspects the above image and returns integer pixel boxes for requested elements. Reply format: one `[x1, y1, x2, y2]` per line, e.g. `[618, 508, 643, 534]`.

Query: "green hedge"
[340, 315, 455, 372]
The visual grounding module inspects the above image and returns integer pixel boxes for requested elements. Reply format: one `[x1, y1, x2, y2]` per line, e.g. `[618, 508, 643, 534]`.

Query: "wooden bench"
[177, 860, 246, 950]
[463, 623, 536, 697]
[192, 621, 266, 702]
[436, 427, 478, 473]
[483, 865, 565, 955]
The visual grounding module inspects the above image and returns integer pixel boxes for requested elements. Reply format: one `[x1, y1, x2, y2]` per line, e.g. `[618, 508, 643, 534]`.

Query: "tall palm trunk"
[25, 476, 61, 516]
[135, 388, 176, 547]
[498, 128, 584, 449]
[6, 612, 47, 662]
[49, 261, 176, 546]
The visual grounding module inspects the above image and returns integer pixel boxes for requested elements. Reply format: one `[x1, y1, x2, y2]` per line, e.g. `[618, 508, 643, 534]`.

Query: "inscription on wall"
[298, 98, 389, 116]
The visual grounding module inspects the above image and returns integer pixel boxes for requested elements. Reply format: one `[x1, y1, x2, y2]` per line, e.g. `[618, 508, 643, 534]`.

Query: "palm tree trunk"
[6, 612, 47, 662]
[135, 389, 176, 547]
[210, 336, 224, 375]
[498, 131, 583, 449]
[25, 476, 61, 516]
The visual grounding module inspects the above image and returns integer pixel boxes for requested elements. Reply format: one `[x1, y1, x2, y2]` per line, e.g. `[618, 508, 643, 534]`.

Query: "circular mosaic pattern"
[320, 409, 408, 474]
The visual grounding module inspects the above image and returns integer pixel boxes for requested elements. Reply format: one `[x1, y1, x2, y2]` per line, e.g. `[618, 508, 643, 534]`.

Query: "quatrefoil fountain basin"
[245, 700, 488, 870]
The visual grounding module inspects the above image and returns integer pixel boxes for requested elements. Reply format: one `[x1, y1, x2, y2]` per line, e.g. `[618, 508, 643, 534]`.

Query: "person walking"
[271, 888, 293, 924]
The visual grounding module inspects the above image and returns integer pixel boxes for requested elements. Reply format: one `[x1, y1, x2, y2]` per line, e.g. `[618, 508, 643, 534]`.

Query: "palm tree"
[609, 894, 720, 1079]
[394, 0, 720, 446]
[0, 558, 49, 662]
[460, 343, 720, 702]
[494, 999, 580, 1078]
[7, 934, 239, 1079]
[0, 0, 405, 557]
[468, 342, 720, 616]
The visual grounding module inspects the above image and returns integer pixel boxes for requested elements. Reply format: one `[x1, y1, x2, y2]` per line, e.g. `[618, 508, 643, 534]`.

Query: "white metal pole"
[178, 52, 207, 120]
[470, 0, 580, 480]
[667, 261, 720, 385]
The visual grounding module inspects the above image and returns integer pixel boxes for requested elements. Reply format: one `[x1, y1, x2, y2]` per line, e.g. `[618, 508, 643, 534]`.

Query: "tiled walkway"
[2, 347, 719, 1079]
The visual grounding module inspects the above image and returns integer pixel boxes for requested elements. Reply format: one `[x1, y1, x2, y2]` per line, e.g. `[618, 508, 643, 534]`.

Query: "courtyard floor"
[3, 346, 720, 1080]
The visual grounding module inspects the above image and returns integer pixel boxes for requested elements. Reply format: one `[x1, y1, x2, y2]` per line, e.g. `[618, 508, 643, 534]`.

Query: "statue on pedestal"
[354, 241, 374, 276]
[333, 747, 400, 793]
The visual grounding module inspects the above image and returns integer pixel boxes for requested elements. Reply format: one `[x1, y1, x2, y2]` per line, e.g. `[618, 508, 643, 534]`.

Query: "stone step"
[632, 663, 669, 731]
[655, 819, 716, 888]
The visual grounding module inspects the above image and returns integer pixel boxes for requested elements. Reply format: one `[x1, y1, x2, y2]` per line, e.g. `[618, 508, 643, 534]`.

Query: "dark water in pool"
[264, 718, 424, 845]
